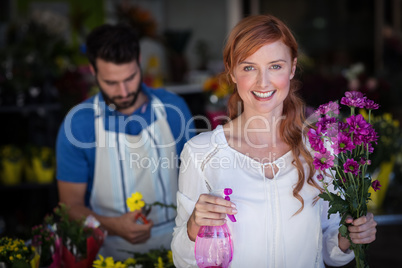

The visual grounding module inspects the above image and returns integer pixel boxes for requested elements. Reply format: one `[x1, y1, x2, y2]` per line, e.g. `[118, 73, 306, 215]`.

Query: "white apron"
[91, 94, 178, 260]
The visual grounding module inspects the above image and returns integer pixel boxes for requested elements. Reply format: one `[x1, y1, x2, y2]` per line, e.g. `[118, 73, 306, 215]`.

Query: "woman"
[171, 14, 377, 267]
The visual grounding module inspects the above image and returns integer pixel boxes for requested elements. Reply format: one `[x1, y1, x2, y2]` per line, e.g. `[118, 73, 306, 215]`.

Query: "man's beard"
[98, 78, 142, 112]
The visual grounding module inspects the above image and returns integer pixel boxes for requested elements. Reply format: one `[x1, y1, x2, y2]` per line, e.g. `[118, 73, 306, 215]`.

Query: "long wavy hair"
[223, 14, 319, 214]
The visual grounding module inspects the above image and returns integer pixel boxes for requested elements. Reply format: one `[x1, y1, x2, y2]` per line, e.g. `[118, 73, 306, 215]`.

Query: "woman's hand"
[338, 212, 377, 252]
[187, 193, 237, 241]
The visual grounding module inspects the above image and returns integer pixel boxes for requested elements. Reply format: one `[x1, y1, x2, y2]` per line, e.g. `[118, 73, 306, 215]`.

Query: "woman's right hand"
[187, 193, 237, 241]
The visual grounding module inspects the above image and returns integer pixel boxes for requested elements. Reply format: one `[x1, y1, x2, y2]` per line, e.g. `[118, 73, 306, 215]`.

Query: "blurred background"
[0, 0, 401, 266]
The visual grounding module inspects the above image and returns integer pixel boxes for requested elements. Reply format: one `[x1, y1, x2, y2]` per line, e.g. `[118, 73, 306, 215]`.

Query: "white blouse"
[171, 125, 354, 268]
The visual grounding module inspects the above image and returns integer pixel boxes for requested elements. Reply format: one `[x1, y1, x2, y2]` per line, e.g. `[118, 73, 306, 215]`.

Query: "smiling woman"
[230, 41, 296, 118]
[171, 14, 377, 268]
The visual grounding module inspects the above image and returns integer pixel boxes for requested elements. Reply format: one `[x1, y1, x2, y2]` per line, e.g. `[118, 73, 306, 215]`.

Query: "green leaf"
[339, 224, 348, 238]
[328, 203, 348, 215]
[318, 192, 332, 201]
[352, 199, 359, 209]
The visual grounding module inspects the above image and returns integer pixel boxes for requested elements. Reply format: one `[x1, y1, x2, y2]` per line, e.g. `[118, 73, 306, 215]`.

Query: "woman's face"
[231, 40, 297, 118]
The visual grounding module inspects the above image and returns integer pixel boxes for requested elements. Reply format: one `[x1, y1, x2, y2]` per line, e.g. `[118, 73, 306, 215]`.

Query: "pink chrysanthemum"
[313, 151, 335, 170]
[346, 114, 371, 135]
[308, 128, 327, 154]
[364, 99, 380, 110]
[343, 158, 360, 176]
[331, 132, 355, 154]
[317, 101, 340, 115]
[340, 91, 367, 108]
[372, 180, 381, 191]
[317, 116, 337, 134]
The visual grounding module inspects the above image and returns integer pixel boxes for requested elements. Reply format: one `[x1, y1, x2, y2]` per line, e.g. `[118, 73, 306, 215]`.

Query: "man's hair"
[86, 24, 140, 71]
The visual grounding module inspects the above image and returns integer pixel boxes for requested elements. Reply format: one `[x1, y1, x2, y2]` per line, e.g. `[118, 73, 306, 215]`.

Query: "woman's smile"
[252, 90, 276, 100]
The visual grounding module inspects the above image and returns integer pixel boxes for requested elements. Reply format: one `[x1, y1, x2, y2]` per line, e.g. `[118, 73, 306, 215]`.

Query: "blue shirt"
[56, 84, 196, 204]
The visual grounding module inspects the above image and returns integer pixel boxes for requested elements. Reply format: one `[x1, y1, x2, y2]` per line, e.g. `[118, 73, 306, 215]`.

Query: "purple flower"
[331, 132, 355, 154]
[361, 127, 379, 144]
[372, 180, 381, 191]
[313, 151, 335, 170]
[308, 128, 327, 154]
[364, 99, 380, 110]
[317, 116, 337, 134]
[338, 122, 349, 131]
[346, 114, 371, 135]
[317, 101, 340, 115]
[343, 158, 360, 176]
[317, 174, 324, 181]
[341, 91, 367, 108]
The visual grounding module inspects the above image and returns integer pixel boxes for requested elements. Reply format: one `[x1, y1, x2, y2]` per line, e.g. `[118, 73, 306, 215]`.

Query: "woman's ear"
[230, 73, 237, 84]
[290, 58, 297, 79]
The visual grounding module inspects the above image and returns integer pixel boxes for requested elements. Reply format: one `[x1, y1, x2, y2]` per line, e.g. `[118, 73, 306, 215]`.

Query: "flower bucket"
[32, 158, 54, 184]
[0, 159, 23, 185]
[51, 228, 105, 268]
[368, 155, 396, 211]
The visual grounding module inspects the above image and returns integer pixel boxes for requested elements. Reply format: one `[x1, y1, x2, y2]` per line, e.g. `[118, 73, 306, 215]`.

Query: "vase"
[367, 155, 395, 211]
[0, 159, 23, 185]
[195, 223, 233, 268]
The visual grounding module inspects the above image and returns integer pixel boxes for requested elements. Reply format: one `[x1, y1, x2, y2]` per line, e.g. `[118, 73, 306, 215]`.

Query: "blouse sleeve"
[171, 143, 209, 268]
[321, 184, 355, 266]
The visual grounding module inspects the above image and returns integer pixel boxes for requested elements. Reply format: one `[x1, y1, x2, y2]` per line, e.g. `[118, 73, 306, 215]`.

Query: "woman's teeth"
[252, 91, 275, 98]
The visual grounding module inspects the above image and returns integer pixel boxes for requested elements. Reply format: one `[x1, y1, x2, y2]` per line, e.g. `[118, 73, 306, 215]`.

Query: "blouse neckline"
[214, 125, 293, 168]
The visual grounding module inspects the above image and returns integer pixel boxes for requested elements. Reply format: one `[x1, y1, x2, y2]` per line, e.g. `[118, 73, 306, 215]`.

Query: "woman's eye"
[271, 64, 281, 70]
[244, 66, 254, 71]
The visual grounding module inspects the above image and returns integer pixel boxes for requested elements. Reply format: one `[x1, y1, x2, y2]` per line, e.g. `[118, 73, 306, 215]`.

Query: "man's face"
[94, 58, 142, 113]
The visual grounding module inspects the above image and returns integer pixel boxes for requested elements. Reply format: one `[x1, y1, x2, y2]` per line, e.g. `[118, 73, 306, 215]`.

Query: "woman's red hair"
[223, 14, 319, 214]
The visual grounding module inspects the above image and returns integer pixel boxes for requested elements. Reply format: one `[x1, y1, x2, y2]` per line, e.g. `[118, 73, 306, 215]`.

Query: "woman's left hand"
[338, 212, 377, 252]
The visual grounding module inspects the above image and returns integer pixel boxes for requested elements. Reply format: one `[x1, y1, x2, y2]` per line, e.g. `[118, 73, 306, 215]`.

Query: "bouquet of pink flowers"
[308, 91, 381, 268]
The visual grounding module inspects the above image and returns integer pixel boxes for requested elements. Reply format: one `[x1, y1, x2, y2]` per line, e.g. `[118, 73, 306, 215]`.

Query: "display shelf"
[0, 103, 61, 114]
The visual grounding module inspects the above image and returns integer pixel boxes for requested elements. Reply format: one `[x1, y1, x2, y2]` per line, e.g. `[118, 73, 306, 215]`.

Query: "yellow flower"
[124, 258, 137, 266]
[203, 76, 233, 99]
[154, 257, 164, 268]
[114, 261, 127, 268]
[16, 254, 22, 259]
[93, 254, 117, 268]
[9, 256, 14, 261]
[167, 250, 173, 264]
[105, 257, 116, 267]
[93, 254, 105, 268]
[126, 192, 145, 211]
[383, 113, 392, 122]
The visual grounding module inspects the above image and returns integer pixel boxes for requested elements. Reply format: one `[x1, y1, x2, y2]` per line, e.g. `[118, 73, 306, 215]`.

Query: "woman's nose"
[258, 69, 270, 87]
